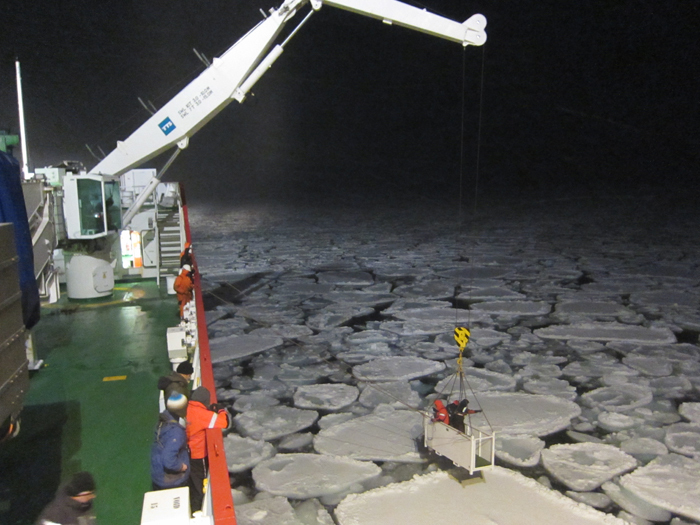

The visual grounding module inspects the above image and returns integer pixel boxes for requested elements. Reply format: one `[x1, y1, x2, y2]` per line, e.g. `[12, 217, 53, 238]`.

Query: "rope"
[435, 42, 494, 433]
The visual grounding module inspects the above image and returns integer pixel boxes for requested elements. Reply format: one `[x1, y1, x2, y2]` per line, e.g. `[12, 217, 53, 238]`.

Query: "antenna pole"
[15, 60, 31, 180]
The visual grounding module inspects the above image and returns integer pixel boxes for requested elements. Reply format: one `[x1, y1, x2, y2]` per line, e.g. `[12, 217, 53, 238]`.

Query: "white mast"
[15, 59, 31, 180]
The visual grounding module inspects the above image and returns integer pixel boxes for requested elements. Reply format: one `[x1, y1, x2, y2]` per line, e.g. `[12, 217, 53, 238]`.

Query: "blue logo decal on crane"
[159, 117, 176, 135]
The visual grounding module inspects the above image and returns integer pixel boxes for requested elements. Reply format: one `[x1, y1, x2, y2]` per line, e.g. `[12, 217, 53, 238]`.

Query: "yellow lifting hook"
[454, 326, 470, 351]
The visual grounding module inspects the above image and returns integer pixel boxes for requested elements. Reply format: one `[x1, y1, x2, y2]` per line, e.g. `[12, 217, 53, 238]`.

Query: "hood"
[157, 376, 171, 390]
[190, 387, 210, 406]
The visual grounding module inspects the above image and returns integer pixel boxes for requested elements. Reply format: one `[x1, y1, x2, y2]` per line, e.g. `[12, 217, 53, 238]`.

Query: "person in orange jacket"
[432, 399, 450, 425]
[173, 264, 194, 318]
[186, 387, 231, 513]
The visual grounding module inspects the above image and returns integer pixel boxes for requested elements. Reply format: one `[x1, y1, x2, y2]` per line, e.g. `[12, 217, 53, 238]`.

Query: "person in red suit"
[173, 264, 194, 318]
[432, 399, 450, 425]
[186, 387, 230, 513]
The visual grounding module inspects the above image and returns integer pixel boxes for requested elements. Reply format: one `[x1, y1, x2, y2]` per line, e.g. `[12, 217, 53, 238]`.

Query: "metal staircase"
[156, 204, 184, 284]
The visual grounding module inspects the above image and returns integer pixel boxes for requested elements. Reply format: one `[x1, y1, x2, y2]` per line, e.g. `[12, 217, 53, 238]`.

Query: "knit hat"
[166, 392, 188, 417]
[191, 386, 210, 406]
[176, 361, 194, 375]
[65, 472, 96, 497]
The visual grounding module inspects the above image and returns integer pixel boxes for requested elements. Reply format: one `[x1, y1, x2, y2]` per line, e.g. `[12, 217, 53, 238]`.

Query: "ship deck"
[0, 279, 177, 525]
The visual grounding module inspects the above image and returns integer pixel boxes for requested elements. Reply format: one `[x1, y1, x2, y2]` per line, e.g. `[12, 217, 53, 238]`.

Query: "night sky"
[1, 1, 698, 209]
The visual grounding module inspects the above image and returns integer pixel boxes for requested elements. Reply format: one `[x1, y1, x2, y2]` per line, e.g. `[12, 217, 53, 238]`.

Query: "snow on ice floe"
[619, 437, 668, 464]
[562, 357, 638, 381]
[278, 432, 314, 451]
[335, 343, 393, 365]
[522, 378, 577, 400]
[541, 443, 638, 491]
[623, 354, 674, 376]
[208, 315, 248, 337]
[314, 406, 424, 462]
[318, 412, 356, 430]
[566, 491, 613, 509]
[233, 394, 280, 412]
[320, 290, 396, 308]
[650, 375, 694, 399]
[438, 265, 514, 280]
[234, 406, 319, 440]
[385, 307, 488, 326]
[679, 402, 700, 424]
[345, 329, 399, 345]
[233, 496, 299, 525]
[470, 300, 552, 317]
[252, 453, 381, 499]
[316, 270, 374, 286]
[293, 384, 359, 411]
[630, 290, 699, 309]
[580, 384, 653, 412]
[209, 333, 285, 363]
[602, 480, 673, 522]
[664, 423, 700, 458]
[357, 381, 422, 409]
[381, 298, 452, 314]
[274, 281, 334, 297]
[495, 434, 545, 467]
[335, 468, 628, 525]
[596, 411, 644, 432]
[352, 356, 444, 382]
[234, 495, 334, 525]
[294, 498, 335, 525]
[306, 305, 375, 331]
[377, 320, 456, 336]
[249, 323, 314, 340]
[392, 281, 455, 300]
[240, 304, 306, 325]
[223, 434, 275, 473]
[463, 392, 581, 436]
[534, 322, 676, 344]
[456, 286, 526, 302]
[620, 454, 700, 522]
[435, 367, 516, 393]
[553, 301, 635, 321]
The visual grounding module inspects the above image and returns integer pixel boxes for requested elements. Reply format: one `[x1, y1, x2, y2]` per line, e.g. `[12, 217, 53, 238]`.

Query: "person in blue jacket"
[150, 395, 190, 491]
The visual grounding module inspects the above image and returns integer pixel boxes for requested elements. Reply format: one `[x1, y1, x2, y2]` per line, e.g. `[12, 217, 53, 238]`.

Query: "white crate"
[166, 327, 188, 361]
[141, 487, 190, 525]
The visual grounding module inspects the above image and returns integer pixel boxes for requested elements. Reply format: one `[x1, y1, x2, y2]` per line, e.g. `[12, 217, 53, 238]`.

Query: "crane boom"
[90, 0, 486, 226]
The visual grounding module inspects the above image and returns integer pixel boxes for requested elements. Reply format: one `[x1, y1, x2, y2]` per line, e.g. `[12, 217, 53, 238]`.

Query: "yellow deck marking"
[103, 375, 127, 382]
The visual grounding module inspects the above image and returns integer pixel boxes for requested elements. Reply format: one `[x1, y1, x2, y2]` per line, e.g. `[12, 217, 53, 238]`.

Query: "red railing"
[181, 186, 237, 525]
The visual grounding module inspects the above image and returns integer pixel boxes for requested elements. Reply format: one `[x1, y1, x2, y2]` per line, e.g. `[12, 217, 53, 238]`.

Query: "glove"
[210, 403, 226, 412]
[225, 407, 235, 431]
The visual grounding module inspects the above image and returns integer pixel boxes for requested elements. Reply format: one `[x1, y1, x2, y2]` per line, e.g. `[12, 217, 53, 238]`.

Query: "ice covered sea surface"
[190, 198, 700, 525]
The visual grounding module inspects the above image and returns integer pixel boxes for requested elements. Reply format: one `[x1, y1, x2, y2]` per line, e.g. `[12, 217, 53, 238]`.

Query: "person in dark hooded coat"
[35, 471, 97, 525]
[157, 361, 193, 418]
[445, 399, 481, 433]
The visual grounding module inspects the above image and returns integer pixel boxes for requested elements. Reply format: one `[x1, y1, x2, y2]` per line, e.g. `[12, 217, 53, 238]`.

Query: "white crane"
[85, 0, 486, 226]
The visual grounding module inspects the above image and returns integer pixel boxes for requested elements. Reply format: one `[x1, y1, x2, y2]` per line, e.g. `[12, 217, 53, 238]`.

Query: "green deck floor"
[0, 280, 177, 525]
